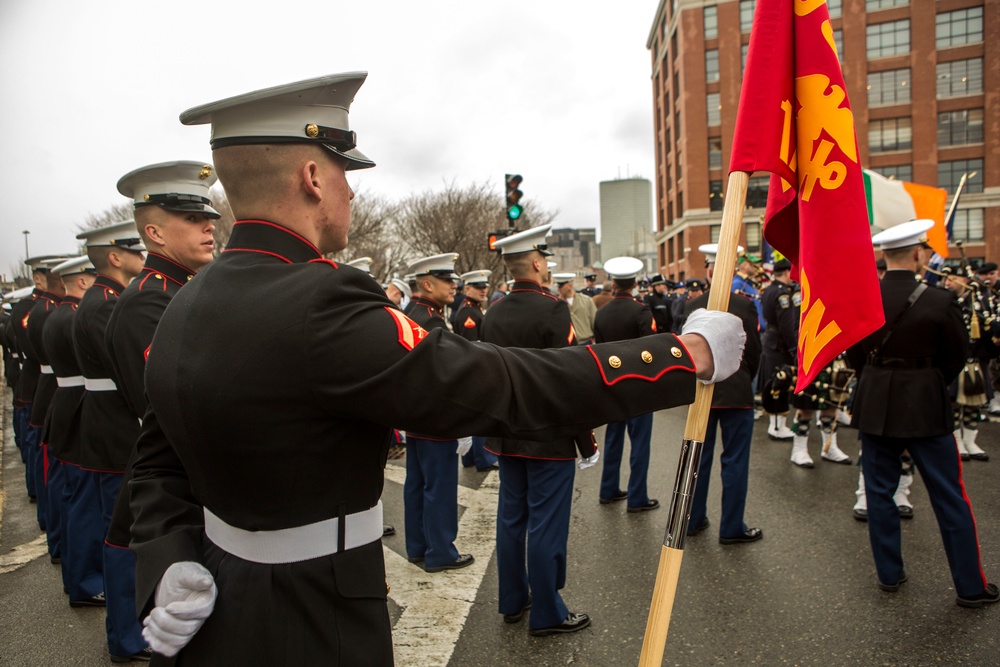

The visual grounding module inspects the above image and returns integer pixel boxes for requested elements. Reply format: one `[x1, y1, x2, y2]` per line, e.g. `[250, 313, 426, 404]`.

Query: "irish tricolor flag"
[862, 169, 948, 256]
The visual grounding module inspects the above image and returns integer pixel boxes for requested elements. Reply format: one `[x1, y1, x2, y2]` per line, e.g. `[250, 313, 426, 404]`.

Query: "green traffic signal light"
[507, 204, 523, 221]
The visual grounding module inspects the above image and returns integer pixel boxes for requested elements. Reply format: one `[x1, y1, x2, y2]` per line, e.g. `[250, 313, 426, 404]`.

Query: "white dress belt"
[57, 375, 85, 388]
[39, 364, 54, 374]
[11, 352, 19, 359]
[204, 501, 384, 564]
[84, 377, 118, 391]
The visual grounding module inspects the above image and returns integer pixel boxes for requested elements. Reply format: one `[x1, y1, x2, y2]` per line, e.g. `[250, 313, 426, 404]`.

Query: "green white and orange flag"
[862, 169, 949, 256]
[729, 0, 884, 392]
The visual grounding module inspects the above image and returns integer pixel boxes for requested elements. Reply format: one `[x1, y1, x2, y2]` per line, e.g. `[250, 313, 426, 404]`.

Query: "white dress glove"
[578, 450, 600, 470]
[681, 309, 747, 384]
[456, 437, 473, 457]
[143, 561, 218, 658]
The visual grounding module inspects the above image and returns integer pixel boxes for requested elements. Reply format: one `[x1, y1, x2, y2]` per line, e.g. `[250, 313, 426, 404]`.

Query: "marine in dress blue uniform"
[125, 73, 736, 664]
[401, 253, 476, 572]
[73, 221, 148, 659]
[759, 258, 799, 440]
[454, 269, 499, 471]
[592, 257, 658, 513]
[848, 220, 997, 606]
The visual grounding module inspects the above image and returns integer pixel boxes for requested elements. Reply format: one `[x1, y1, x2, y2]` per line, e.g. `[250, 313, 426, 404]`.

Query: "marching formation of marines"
[0, 70, 995, 665]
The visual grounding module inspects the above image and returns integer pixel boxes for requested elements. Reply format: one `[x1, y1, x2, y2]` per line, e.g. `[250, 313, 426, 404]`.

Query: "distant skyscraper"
[599, 178, 657, 274]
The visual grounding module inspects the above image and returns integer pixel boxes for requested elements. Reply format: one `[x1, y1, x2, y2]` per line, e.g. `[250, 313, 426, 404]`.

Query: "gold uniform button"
[670, 347, 683, 358]
[608, 355, 622, 369]
[386, 581, 391, 595]
[154, 274, 162, 279]
[641, 351, 653, 364]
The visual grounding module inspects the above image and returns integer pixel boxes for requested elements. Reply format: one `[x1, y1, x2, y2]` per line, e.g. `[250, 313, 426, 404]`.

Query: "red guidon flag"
[729, 0, 883, 392]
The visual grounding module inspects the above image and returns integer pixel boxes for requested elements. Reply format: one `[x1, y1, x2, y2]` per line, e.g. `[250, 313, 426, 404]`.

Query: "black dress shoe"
[28, 496, 37, 504]
[69, 592, 106, 608]
[853, 508, 868, 522]
[877, 570, 907, 592]
[382, 524, 396, 537]
[407, 556, 424, 564]
[957, 583, 1000, 608]
[50, 556, 61, 565]
[969, 452, 990, 462]
[529, 612, 591, 636]
[110, 647, 153, 663]
[503, 596, 532, 624]
[687, 518, 710, 536]
[599, 491, 628, 505]
[719, 527, 763, 545]
[627, 499, 660, 513]
[476, 464, 500, 472]
[424, 554, 475, 573]
[897, 505, 914, 519]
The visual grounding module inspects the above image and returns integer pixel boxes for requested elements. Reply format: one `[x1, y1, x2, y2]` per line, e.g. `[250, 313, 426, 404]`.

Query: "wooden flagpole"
[638, 170, 750, 667]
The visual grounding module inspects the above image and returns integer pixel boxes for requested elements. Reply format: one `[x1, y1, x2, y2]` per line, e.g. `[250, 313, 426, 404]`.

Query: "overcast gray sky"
[0, 0, 659, 275]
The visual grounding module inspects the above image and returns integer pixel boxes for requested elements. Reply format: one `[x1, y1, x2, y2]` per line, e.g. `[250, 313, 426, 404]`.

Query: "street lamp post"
[22, 230, 30, 259]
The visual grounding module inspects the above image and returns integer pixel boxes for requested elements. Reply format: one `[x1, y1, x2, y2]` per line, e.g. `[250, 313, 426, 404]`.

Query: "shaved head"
[213, 144, 324, 219]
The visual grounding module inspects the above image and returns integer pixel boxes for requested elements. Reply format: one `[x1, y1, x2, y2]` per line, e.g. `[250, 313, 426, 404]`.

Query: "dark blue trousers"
[497, 456, 575, 630]
[600, 413, 654, 507]
[461, 435, 498, 470]
[45, 456, 64, 559]
[98, 472, 145, 657]
[863, 432, 989, 597]
[13, 405, 26, 462]
[63, 465, 105, 601]
[687, 409, 753, 538]
[26, 423, 46, 528]
[404, 437, 460, 568]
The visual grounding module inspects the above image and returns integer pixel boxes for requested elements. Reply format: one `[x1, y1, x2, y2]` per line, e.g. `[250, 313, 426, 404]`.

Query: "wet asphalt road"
[2, 388, 998, 666]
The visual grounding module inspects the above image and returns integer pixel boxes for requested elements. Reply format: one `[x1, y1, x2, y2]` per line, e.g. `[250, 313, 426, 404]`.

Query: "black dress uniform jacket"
[761, 280, 799, 363]
[73, 275, 139, 471]
[42, 296, 85, 465]
[27, 291, 61, 427]
[11, 290, 40, 408]
[595, 292, 656, 343]
[848, 270, 968, 437]
[453, 296, 484, 342]
[685, 293, 762, 408]
[645, 291, 673, 334]
[129, 222, 700, 665]
[1, 311, 19, 389]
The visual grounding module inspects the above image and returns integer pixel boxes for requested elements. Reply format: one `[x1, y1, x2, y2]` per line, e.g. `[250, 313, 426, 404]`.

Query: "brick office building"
[647, 0, 997, 282]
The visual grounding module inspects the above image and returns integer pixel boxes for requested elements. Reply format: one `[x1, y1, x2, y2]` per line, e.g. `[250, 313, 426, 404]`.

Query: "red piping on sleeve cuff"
[586, 344, 695, 386]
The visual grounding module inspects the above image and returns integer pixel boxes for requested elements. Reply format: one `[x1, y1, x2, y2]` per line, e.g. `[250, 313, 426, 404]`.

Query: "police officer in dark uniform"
[580, 272, 601, 297]
[593, 256, 659, 513]
[127, 73, 743, 663]
[760, 258, 799, 441]
[41, 256, 98, 604]
[849, 219, 997, 607]
[672, 278, 706, 333]
[645, 274, 673, 334]
[73, 221, 148, 660]
[453, 269, 499, 471]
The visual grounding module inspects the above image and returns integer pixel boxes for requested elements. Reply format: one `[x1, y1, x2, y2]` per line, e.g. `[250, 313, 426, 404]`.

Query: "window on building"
[867, 20, 910, 58]
[874, 164, 912, 182]
[742, 43, 749, 73]
[936, 58, 984, 98]
[938, 159, 983, 194]
[834, 29, 844, 59]
[704, 5, 718, 40]
[937, 109, 984, 146]
[708, 138, 723, 170]
[709, 180, 725, 211]
[672, 32, 679, 63]
[952, 209, 984, 242]
[740, 0, 756, 33]
[865, 0, 907, 11]
[745, 222, 761, 252]
[677, 190, 684, 216]
[668, 239, 675, 262]
[936, 7, 983, 49]
[869, 117, 912, 152]
[710, 224, 721, 243]
[867, 68, 910, 106]
[746, 176, 769, 208]
[827, 0, 842, 18]
[706, 49, 720, 83]
[677, 149, 683, 181]
[707, 92, 721, 126]
[666, 126, 672, 152]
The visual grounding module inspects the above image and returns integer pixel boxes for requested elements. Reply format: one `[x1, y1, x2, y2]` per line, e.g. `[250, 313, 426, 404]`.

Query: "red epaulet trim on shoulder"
[308, 258, 339, 269]
[137, 271, 166, 292]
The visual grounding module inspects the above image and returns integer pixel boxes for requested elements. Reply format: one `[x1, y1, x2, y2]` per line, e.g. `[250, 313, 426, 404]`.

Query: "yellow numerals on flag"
[798, 268, 842, 375]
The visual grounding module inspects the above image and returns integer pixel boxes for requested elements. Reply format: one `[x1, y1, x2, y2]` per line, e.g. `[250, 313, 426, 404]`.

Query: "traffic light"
[488, 229, 514, 252]
[505, 174, 523, 225]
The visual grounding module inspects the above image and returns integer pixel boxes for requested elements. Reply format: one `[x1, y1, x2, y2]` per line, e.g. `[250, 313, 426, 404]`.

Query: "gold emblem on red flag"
[798, 269, 842, 375]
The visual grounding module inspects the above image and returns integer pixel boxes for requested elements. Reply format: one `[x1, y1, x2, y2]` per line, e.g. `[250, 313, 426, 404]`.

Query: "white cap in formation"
[407, 253, 460, 280]
[871, 219, 934, 250]
[2, 286, 34, 303]
[389, 278, 412, 299]
[552, 272, 576, 285]
[460, 270, 491, 286]
[492, 225, 554, 256]
[117, 161, 221, 218]
[76, 220, 146, 252]
[51, 256, 96, 277]
[603, 256, 645, 280]
[347, 257, 373, 274]
[24, 255, 71, 272]
[180, 72, 375, 170]
[698, 243, 745, 265]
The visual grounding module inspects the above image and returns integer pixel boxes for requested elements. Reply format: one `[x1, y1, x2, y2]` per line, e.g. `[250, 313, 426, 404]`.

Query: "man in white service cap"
[127, 72, 744, 663]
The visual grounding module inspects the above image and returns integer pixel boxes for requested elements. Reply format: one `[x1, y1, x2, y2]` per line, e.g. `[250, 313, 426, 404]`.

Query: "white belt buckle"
[84, 377, 117, 392]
